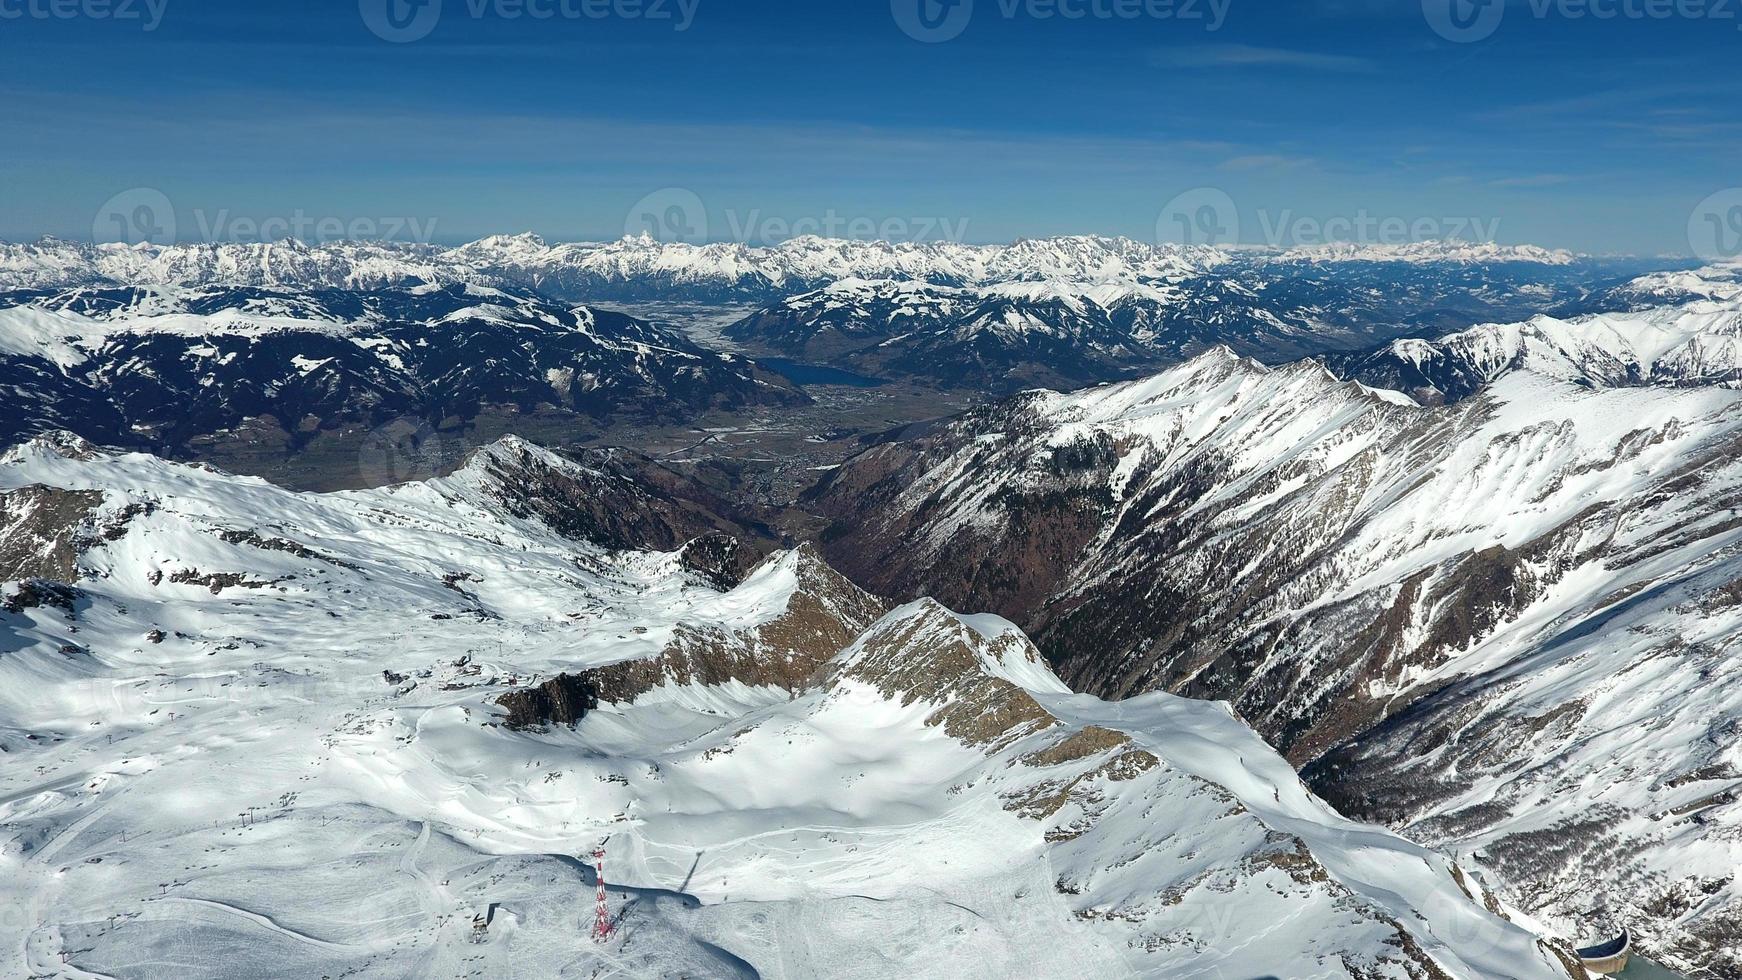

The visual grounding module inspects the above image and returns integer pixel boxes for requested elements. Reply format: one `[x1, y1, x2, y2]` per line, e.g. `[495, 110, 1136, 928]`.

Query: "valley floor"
[183, 382, 974, 505]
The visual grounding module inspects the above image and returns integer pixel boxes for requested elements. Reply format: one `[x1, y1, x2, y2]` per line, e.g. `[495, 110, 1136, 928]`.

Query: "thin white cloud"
[1151, 44, 1375, 73]
[1488, 174, 1574, 189]
[1219, 154, 1317, 173]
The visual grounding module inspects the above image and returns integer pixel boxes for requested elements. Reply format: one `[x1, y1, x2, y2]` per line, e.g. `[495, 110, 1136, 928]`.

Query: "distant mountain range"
[0, 282, 804, 472]
[0, 232, 1653, 301]
[720, 257, 1651, 391]
[0, 234, 1227, 299]
[0, 234, 1693, 391]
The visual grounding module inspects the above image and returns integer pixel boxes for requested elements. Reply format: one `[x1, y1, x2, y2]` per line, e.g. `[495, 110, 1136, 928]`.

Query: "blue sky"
[0, 0, 1737, 253]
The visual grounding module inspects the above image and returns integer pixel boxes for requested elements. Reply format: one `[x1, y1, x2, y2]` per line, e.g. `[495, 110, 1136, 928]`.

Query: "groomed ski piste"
[1, 433, 1587, 978]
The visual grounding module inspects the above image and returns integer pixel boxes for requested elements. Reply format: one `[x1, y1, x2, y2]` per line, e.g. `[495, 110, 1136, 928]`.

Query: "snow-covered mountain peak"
[829, 597, 1069, 717]
[0, 430, 104, 467]
[461, 231, 548, 253]
[1027, 340, 1407, 432]
[1274, 240, 1579, 265]
[441, 433, 580, 486]
[1580, 258, 1742, 311]
[1330, 293, 1742, 404]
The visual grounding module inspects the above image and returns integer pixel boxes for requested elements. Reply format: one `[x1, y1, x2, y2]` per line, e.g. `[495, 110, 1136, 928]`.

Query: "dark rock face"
[587, 546, 887, 699]
[679, 532, 755, 590]
[807, 394, 1124, 628]
[167, 569, 277, 595]
[498, 547, 886, 730]
[828, 598, 1055, 751]
[2, 579, 83, 615]
[496, 674, 600, 730]
[0, 485, 105, 581]
[473, 439, 785, 563]
[218, 530, 361, 570]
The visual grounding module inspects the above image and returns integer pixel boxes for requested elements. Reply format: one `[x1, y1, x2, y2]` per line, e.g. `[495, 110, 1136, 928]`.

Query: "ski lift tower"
[590, 843, 614, 942]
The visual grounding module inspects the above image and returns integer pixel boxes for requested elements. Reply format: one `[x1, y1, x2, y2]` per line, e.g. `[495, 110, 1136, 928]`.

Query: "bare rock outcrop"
[0, 485, 105, 581]
[496, 673, 601, 730]
[497, 545, 886, 726]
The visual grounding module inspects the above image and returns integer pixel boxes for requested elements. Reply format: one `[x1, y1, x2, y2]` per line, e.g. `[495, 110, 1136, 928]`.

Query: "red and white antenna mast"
[590, 843, 614, 942]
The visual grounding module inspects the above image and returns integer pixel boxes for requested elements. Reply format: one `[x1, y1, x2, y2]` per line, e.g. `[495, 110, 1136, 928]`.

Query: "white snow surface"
[0, 435, 1576, 979]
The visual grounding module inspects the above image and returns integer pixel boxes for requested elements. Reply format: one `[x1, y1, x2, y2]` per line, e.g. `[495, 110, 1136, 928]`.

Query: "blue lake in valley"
[756, 358, 885, 388]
